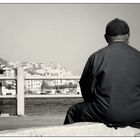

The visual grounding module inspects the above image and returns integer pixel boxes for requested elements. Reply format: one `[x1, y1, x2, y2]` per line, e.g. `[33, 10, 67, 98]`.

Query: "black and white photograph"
[0, 1, 140, 137]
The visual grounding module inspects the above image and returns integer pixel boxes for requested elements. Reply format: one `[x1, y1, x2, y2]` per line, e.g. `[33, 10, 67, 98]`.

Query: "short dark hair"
[105, 18, 130, 36]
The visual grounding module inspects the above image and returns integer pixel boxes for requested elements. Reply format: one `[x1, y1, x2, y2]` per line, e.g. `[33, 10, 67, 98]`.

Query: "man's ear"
[128, 33, 130, 38]
[104, 34, 110, 43]
[126, 33, 130, 43]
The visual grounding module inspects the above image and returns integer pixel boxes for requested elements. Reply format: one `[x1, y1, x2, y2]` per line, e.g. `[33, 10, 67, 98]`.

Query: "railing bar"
[25, 95, 82, 98]
[0, 95, 82, 98]
[0, 76, 80, 80]
[0, 77, 16, 80]
[0, 95, 16, 98]
[25, 76, 80, 80]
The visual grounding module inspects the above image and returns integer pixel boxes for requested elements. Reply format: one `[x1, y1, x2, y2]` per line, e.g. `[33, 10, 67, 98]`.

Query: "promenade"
[0, 114, 64, 131]
[1, 97, 140, 136]
[0, 97, 83, 131]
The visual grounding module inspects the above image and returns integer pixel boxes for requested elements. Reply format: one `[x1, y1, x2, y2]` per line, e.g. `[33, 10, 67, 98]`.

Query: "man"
[64, 18, 140, 128]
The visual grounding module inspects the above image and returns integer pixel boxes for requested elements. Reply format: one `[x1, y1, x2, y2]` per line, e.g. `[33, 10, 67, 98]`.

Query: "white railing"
[25, 76, 80, 80]
[0, 67, 81, 116]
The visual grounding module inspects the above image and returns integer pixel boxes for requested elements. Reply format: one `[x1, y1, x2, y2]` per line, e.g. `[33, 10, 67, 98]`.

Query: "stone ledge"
[0, 122, 140, 136]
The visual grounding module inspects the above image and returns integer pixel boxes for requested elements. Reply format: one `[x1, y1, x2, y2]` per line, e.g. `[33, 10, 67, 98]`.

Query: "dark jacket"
[79, 41, 140, 124]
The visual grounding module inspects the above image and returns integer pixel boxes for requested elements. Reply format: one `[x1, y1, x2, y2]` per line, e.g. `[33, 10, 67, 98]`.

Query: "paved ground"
[0, 97, 83, 131]
[0, 114, 65, 131]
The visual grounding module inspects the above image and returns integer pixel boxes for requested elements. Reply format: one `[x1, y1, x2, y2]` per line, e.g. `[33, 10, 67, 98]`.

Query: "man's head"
[105, 18, 130, 43]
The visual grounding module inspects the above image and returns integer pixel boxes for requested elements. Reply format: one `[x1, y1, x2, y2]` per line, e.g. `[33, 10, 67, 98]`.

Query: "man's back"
[64, 18, 140, 126]
[91, 41, 140, 124]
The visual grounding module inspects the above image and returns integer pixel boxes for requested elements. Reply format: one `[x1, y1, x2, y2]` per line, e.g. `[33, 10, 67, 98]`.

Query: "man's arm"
[79, 55, 95, 102]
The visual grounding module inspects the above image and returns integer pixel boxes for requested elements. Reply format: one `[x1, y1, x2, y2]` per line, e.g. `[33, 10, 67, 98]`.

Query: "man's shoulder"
[89, 43, 140, 59]
[128, 45, 140, 54]
[89, 46, 109, 59]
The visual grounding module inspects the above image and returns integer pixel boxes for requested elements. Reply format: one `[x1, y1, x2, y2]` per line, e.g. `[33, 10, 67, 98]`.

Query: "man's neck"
[111, 39, 128, 43]
[110, 35, 129, 44]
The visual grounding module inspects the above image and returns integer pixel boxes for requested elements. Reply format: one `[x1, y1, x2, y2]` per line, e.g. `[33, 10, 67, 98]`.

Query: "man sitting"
[64, 18, 140, 128]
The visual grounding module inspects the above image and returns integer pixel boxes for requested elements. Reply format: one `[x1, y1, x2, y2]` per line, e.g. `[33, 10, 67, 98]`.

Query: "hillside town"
[0, 59, 81, 96]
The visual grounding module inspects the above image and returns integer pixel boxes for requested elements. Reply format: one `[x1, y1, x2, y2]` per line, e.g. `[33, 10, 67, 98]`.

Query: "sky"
[0, 4, 140, 76]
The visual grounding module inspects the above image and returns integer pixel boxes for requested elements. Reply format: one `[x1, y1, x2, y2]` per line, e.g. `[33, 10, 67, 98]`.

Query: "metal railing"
[0, 67, 81, 116]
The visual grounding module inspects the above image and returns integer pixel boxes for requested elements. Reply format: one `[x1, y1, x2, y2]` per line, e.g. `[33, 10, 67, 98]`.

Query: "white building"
[8, 61, 21, 68]
[3, 68, 16, 77]
[24, 75, 42, 94]
[1, 86, 16, 96]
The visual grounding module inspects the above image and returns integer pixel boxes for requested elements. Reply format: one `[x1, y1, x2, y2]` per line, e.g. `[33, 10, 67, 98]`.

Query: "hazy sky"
[0, 4, 140, 75]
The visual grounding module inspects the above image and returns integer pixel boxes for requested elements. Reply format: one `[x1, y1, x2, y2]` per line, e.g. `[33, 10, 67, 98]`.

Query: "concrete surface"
[0, 122, 140, 136]
[0, 115, 64, 131]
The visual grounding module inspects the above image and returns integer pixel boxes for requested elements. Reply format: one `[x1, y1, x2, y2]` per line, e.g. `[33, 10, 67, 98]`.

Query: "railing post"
[17, 67, 25, 116]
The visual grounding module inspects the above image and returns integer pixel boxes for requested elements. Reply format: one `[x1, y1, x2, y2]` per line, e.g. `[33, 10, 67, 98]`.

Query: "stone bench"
[0, 122, 140, 136]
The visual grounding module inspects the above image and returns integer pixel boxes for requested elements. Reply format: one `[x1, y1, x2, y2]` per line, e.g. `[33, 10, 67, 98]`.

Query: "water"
[0, 97, 83, 116]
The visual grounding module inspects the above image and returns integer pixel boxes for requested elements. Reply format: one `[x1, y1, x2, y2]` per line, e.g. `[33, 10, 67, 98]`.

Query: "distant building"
[3, 68, 16, 77]
[7, 61, 21, 68]
[24, 76, 42, 94]
[1, 86, 16, 96]
[0, 60, 80, 95]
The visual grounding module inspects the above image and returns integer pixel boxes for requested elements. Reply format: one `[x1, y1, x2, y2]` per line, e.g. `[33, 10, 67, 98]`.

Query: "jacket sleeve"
[79, 55, 95, 102]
